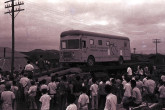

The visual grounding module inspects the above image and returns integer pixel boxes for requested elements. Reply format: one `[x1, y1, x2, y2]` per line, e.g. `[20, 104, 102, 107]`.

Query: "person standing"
[25, 61, 34, 78]
[39, 89, 51, 110]
[143, 75, 156, 102]
[73, 75, 82, 105]
[28, 80, 37, 110]
[122, 76, 132, 108]
[66, 94, 77, 110]
[104, 85, 117, 110]
[90, 78, 98, 110]
[11, 81, 18, 110]
[37, 55, 45, 74]
[19, 73, 31, 103]
[158, 82, 165, 108]
[78, 87, 89, 110]
[127, 67, 132, 76]
[57, 76, 69, 110]
[130, 80, 142, 107]
[48, 76, 57, 108]
[98, 78, 107, 109]
[1, 84, 15, 110]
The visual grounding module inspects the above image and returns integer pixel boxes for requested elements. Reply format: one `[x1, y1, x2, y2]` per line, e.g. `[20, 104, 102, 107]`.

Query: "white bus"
[60, 30, 131, 66]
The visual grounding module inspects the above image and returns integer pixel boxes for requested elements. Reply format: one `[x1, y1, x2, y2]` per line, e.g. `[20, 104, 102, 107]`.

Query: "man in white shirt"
[25, 61, 34, 78]
[25, 61, 34, 72]
[48, 76, 57, 108]
[127, 67, 132, 76]
[144, 75, 156, 94]
[104, 85, 117, 110]
[90, 78, 98, 110]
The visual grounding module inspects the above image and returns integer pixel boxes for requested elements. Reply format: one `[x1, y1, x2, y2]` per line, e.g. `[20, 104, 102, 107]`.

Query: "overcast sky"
[0, 0, 165, 54]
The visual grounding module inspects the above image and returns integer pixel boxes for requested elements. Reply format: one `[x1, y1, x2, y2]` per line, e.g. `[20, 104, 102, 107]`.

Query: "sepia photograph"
[0, 0, 165, 110]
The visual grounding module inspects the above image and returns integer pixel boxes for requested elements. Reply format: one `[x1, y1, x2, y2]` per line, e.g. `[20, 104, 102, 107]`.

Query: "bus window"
[61, 39, 80, 49]
[61, 41, 67, 49]
[98, 40, 102, 45]
[90, 39, 94, 45]
[68, 39, 79, 49]
[82, 40, 86, 48]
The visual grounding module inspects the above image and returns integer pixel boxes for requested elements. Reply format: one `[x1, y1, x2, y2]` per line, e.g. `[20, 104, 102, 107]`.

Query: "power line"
[4, 0, 24, 74]
[24, 0, 125, 35]
[133, 48, 136, 54]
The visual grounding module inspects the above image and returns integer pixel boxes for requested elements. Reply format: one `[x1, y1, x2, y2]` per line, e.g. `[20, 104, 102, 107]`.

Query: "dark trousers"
[99, 95, 106, 109]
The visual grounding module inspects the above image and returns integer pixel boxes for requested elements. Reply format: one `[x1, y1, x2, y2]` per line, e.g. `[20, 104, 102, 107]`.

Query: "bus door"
[81, 39, 88, 61]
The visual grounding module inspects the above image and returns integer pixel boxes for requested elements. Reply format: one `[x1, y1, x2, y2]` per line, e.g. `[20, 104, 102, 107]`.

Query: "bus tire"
[87, 56, 95, 66]
[119, 56, 124, 65]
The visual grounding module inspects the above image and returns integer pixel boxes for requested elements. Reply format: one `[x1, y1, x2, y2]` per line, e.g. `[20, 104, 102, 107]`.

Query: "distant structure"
[152, 39, 161, 54]
[133, 48, 136, 54]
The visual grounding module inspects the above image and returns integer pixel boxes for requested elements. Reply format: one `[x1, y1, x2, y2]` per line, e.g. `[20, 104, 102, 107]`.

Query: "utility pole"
[4, 0, 24, 74]
[133, 48, 136, 54]
[152, 39, 161, 55]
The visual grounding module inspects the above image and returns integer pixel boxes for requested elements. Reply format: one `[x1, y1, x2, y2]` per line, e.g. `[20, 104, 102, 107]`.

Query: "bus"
[60, 30, 131, 66]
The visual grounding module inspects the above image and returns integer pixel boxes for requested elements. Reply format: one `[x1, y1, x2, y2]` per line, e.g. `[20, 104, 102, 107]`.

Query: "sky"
[0, 0, 165, 54]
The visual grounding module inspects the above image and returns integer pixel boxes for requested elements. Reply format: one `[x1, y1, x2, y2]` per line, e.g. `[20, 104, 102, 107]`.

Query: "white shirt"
[25, 64, 34, 71]
[78, 93, 89, 109]
[90, 83, 98, 96]
[144, 79, 156, 94]
[104, 93, 117, 110]
[19, 77, 30, 87]
[127, 67, 132, 75]
[66, 103, 77, 110]
[161, 75, 165, 82]
[40, 84, 49, 91]
[124, 83, 132, 97]
[158, 85, 165, 98]
[48, 82, 57, 95]
[39, 94, 51, 110]
[28, 85, 37, 96]
[132, 87, 142, 104]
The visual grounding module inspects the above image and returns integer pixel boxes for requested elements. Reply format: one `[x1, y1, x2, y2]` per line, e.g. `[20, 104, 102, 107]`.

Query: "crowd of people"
[0, 64, 165, 110]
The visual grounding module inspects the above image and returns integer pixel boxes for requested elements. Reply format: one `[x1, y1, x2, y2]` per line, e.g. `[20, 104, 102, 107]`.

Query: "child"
[40, 79, 49, 91]
[66, 94, 77, 110]
[39, 89, 51, 110]
[90, 78, 98, 110]
[78, 87, 89, 110]
[1, 84, 15, 110]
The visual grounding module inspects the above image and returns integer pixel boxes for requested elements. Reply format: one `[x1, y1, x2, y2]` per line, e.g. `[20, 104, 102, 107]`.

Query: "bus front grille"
[63, 52, 72, 58]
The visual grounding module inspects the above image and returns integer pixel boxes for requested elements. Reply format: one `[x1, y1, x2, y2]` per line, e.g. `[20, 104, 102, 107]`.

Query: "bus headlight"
[72, 52, 75, 57]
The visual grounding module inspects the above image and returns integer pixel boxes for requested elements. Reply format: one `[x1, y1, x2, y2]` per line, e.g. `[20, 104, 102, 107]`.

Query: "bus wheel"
[119, 57, 124, 65]
[87, 56, 95, 66]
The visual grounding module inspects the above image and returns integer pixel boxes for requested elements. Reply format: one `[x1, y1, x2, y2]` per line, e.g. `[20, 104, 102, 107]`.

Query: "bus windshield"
[61, 39, 80, 49]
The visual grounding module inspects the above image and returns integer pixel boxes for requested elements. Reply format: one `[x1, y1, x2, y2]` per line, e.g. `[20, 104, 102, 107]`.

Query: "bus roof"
[61, 30, 129, 40]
